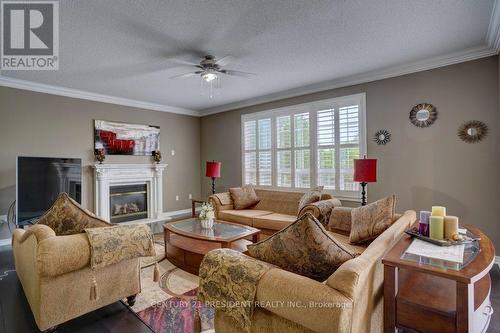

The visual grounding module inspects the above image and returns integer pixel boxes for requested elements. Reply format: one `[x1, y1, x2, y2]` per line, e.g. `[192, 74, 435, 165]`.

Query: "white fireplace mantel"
[92, 163, 167, 223]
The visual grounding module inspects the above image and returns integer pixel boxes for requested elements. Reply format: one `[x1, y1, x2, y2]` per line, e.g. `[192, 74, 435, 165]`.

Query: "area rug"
[129, 242, 215, 333]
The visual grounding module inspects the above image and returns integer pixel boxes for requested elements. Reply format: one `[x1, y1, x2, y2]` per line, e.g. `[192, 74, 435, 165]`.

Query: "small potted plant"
[199, 202, 215, 229]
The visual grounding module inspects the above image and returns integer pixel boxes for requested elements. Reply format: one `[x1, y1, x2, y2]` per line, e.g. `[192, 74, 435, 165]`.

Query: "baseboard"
[160, 207, 201, 220]
[0, 239, 11, 247]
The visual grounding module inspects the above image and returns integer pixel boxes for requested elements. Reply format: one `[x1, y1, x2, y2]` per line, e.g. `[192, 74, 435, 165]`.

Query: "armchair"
[11, 194, 141, 332]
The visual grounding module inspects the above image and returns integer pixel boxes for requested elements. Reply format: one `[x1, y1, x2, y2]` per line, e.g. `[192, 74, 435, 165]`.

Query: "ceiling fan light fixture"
[202, 72, 217, 82]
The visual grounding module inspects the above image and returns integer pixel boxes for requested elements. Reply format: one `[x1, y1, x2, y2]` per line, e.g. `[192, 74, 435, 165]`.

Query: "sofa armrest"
[299, 198, 342, 227]
[328, 207, 353, 233]
[37, 233, 91, 277]
[208, 192, 234, 218]
[256, 268, 353, 333]
[15, 224, 56, 243]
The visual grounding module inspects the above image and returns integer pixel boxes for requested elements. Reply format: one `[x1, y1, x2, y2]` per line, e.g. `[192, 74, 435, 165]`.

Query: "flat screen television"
[17, 156, 82, 226]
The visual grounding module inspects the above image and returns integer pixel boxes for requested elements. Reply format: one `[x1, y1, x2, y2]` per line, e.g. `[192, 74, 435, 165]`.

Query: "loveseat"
[207, 209, 417, 333]
[209, 188, 341, 237]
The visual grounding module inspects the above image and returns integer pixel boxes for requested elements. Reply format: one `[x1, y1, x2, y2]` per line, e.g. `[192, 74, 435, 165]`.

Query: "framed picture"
[94, 120, 160, 156]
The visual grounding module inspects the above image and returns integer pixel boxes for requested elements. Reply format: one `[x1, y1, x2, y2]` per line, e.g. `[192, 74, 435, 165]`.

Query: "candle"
[431, 206, 446, 217]
[419, 222, 429, 236]
[444, 216, 459, 240]
[419, 211, 431, 224]
[429, 216, 444, 240]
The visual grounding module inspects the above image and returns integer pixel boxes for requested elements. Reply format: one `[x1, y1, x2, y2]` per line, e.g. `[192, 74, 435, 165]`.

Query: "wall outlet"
[175, 195, 179, 201]
[171, 150, 175, 156]
[188, 194, 192, 199]
[0, 215, 7, 223]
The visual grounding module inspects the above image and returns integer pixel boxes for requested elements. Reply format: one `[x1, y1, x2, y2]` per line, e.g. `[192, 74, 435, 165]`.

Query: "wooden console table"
[382, 224, 495, 333]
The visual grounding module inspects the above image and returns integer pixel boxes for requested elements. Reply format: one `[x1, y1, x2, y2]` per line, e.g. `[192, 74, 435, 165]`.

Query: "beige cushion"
[253, 190, 304, 216]
[328, 206, 353, 233]
[218, 209, 273, 226]
[37, 192, 111, 236]
[297, 186, 323, 214]
[214, 192, 233, 205]
[229, 185, 260, 209]
[252, 213, 297, 231]
[248, 213, 357, 281]
[327, 230, 367, 255]
[349, 195, 396, 244]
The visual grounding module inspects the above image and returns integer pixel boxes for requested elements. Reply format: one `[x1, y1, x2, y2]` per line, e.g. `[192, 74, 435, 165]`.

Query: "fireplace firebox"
[109, 184, 148, 223]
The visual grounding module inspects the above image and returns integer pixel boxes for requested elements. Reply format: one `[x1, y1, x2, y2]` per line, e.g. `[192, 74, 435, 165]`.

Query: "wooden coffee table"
[163, 218, 261, 274]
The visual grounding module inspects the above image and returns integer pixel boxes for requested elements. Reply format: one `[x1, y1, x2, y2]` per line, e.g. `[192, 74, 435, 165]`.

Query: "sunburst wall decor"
[457, 120, 488, 143]
[409, 103, 437, 128]
[374, 129, 391, 145]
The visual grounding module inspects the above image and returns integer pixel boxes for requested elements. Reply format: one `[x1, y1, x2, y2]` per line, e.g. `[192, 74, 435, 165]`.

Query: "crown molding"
[199, 45, 497, 116]
[487, 0, 500, 52]
[0, 75, 200, 117]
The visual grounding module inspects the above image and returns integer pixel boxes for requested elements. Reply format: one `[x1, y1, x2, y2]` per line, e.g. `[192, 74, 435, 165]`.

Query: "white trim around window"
[241, 93, 367, 200]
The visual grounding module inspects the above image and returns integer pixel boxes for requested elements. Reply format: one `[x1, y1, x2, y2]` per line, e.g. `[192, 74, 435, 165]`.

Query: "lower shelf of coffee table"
[165, 233, 252, 275]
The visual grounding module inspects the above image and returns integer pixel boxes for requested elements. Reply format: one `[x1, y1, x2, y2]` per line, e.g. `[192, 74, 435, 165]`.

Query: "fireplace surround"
[92, 163, 167, 223]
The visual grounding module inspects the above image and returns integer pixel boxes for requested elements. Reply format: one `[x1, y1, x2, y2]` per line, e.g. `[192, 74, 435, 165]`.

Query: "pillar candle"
[444, 216, 459, 240]
[431, 206, 446, 217]
[419, 211, 431, 224]
[419, 222, 429, 237]
[429, 216, 444, 240]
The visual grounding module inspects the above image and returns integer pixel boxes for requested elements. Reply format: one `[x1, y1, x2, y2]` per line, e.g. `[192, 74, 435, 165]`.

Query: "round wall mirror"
[416, 109, 430, 121]
[409, 103, 437, 128]
[458, 120, 488, 143]
[374, 129, 391, 145]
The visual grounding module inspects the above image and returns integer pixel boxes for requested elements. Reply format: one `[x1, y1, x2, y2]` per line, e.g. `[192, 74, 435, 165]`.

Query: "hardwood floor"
[0, 243, 499, 333]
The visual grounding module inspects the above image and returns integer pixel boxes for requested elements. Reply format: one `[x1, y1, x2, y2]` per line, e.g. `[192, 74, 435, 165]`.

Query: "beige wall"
[201, 56, 500, 248]
[0, 87, 201, 216]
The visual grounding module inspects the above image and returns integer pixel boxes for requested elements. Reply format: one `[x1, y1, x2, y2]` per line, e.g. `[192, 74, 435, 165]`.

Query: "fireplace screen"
[109, 184, 148, 223]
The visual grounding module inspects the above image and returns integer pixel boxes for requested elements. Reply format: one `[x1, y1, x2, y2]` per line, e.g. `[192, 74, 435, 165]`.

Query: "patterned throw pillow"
[229, 185, 260, 209]
[37, 192, 111, 236]
[349, 195, 396, 244]
[297, 186, 324, 214]
[247, 213, 357, 281]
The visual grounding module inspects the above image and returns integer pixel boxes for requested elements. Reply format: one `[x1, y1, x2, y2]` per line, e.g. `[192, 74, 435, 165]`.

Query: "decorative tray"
[404, 228, 480, 247]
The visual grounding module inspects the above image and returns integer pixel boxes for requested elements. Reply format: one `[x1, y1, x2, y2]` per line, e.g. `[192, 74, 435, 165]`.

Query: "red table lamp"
[206, 161, 222, 194]
[353, 156, 377, 206]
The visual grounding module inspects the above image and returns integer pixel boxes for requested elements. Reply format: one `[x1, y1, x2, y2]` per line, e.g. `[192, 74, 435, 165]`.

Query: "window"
[242, 93, 366, 199]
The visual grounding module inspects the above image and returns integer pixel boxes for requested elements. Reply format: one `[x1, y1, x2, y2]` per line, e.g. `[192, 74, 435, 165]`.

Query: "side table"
[382, 224, 495, 333]
[191, 199, 205, 218]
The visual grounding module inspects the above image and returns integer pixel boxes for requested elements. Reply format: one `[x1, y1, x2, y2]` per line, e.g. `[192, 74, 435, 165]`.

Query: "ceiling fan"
[169, 55, 255, 82]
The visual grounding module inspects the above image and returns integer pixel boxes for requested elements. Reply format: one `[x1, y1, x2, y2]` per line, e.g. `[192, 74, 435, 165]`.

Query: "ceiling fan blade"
[169, 71, 202, 79]
[215, 56, 235, 66]
[168, 58, 201, 67]
[219, 69, 256, 78]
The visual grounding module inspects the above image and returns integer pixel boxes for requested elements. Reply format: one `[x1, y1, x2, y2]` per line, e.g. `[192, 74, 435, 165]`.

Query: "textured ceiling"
[1, 0, 496, 112]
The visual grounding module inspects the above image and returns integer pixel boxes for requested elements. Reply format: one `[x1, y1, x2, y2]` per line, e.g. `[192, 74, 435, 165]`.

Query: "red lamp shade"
[353, 158, 377, 183]
[206, 161, 221, 178]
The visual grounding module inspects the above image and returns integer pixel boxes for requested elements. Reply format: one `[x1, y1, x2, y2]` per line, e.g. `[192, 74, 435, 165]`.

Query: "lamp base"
[360, 182, 367, 206]
[211, 177, 216, 195]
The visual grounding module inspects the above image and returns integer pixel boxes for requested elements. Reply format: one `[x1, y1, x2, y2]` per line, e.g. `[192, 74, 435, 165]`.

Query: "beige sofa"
[207, 209, 417, 333]
[12, 225, 140, 332]
[209, 188, 342, 237]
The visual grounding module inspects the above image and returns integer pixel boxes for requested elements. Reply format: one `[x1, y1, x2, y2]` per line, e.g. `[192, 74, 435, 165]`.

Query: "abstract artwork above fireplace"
[94, 120, 160, 156]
